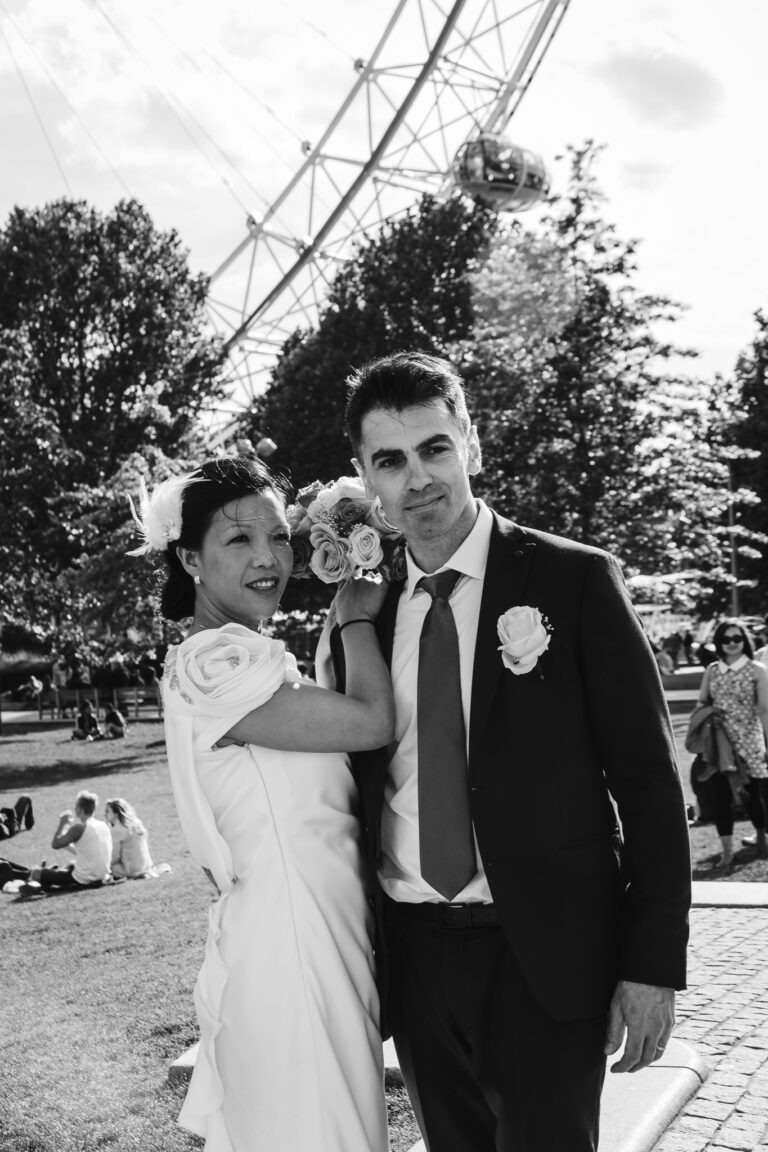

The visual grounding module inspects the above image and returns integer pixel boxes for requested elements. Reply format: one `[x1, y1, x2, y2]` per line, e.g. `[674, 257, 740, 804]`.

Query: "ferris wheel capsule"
[452, 133, 550, 211]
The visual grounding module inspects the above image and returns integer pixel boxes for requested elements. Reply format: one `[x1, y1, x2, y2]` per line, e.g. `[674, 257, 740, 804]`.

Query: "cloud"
[621, 160, 671, 190]
[591, 47, 724, 130]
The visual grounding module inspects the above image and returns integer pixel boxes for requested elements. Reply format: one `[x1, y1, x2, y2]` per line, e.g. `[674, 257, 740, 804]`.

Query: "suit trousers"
[388, 904, 607, 1152]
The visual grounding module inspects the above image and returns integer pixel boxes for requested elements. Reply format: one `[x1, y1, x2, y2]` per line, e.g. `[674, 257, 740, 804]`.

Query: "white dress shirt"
[379, 500, 494, 904]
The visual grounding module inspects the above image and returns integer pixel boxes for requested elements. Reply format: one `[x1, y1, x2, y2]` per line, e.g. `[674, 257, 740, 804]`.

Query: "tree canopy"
[0, 198, 224, 642]
[244, 193, 498, 487]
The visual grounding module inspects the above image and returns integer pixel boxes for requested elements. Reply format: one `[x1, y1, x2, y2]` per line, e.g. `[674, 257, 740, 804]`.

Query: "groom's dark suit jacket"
[334, 512, 691, 1026]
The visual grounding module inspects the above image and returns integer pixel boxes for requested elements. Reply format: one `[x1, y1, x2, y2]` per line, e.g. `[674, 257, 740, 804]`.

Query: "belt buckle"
[440, 902, 467, 928]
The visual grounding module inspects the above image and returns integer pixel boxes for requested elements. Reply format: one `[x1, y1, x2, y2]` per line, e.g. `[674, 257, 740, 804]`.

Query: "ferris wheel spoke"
[206, 0, 571, 420]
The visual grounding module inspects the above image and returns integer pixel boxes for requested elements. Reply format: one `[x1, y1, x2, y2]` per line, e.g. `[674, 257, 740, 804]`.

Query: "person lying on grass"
[0, 795, 34, 840]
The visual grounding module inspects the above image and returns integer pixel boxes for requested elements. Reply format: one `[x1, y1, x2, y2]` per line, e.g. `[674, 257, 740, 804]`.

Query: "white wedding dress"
[163, 625, 388, 1152]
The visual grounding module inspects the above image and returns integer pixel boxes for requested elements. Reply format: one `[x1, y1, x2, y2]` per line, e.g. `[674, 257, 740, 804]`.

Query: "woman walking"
[696, 618, 768, 869]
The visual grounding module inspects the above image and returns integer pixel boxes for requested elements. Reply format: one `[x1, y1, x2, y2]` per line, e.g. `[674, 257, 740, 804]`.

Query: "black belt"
[394, 901, 500, 929]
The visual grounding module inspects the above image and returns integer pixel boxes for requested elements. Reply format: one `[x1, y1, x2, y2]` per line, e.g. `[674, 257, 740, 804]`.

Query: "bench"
[43, 688, 101, 721]
[111, 685, 163, 720]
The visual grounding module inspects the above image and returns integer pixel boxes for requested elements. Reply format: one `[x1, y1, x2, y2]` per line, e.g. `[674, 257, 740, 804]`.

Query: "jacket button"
[471, 784, 480, 792]
[514, 549, 524, 558]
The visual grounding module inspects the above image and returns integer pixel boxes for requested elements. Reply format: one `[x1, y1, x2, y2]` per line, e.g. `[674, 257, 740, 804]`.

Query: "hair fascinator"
[126, 473, 198, 557]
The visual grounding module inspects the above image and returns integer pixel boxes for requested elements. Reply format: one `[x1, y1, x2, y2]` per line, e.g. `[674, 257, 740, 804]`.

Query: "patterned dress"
[709, 661, 768, 778]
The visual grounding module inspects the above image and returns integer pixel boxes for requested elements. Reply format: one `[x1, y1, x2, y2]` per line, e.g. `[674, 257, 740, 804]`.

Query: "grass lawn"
[0, 720, 421, 1152]
[2, 710, 765, 1152]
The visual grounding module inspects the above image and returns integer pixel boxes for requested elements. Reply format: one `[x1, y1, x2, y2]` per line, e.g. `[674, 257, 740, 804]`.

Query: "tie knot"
[419, 569, 462, 602]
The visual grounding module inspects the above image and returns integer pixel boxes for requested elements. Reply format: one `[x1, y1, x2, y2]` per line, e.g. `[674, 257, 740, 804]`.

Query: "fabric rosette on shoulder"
[163, 624, 289, 896]
[171, 625, 287, 739]
[287, 474, 404, 585]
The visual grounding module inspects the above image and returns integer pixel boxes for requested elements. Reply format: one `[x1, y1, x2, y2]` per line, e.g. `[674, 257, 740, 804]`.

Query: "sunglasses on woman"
[722, 635, 744, 645]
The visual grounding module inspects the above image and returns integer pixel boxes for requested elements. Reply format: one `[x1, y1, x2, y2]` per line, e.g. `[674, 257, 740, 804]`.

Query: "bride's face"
[190, 490, 294, 631]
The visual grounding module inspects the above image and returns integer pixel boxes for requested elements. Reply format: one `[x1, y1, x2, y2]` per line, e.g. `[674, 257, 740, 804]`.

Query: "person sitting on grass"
[71, 700, 102, 741]
[29, 790, 112, 891]
[103, 705, 127, 739]
[0, 795, 34, 841]
[105, 798, 153, 878]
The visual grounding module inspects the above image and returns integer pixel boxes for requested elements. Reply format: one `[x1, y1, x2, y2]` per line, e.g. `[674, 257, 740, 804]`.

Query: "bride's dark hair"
[160, 455, 290, 622]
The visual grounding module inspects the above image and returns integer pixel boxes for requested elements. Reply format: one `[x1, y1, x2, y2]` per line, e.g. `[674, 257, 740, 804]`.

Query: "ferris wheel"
[208, 0, 572, 418]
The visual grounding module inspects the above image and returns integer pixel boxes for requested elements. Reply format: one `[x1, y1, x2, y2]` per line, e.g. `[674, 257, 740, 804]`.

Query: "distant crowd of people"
[18, 646, 166, 707]
[650, 619, 768, 678]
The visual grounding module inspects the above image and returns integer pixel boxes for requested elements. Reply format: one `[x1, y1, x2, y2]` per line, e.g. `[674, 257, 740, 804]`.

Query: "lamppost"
[720, 445, 760, 618]
[725, 454, 740, 618]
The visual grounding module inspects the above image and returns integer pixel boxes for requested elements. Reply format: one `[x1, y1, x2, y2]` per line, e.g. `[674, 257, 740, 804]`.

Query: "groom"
[327, 350, 691, 1151]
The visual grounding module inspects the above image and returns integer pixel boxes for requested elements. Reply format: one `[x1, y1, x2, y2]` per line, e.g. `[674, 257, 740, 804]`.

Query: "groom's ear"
[352, 457, 375, 499]
[467, 426, 482, 477]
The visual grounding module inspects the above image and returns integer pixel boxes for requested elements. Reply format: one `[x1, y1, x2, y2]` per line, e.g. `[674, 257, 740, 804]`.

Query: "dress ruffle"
[177, 893, 233, 1150]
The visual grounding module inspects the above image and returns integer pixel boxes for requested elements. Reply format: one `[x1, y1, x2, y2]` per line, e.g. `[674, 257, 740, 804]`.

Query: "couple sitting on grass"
[71, 700, 128, 741]
[0, 791, 155, 894]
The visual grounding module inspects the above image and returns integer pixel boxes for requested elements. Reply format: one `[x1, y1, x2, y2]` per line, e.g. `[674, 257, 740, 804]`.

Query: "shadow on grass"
[11, 880, 130, 904]
[692, 846, 768, 881]
[0, 1135, 58, 1152]
[1, 753, 164, 792]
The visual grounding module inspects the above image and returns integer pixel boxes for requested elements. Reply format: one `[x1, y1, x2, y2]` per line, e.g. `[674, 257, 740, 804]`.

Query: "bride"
[130, 455, 393, 1152]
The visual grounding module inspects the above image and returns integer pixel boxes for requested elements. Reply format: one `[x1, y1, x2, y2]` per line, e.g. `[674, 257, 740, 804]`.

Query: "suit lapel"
[469, 516, 537, 764]
[377, 578, 404, 667]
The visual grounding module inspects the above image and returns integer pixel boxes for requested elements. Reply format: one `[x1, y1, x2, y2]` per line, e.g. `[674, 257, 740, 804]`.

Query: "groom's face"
[354, 400, 480, 558]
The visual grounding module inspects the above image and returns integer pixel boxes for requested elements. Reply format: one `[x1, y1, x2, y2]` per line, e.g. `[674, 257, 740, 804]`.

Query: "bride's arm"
[223, 578, 394, 754]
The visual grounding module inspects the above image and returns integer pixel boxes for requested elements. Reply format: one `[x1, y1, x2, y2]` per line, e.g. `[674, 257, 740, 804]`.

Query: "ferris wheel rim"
[205, 0, 572, 419]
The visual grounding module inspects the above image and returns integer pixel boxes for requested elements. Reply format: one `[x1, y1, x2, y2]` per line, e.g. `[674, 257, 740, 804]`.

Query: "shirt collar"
[404, 499, 493, 599]
[718, 654, 749, 673]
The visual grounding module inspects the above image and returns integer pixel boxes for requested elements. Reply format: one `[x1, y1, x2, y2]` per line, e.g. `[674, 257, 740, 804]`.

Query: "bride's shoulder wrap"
[163, 623, 290, 894]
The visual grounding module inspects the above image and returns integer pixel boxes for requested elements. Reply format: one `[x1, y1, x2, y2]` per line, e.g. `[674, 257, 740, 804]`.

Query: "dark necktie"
[417, 569, 476, 900]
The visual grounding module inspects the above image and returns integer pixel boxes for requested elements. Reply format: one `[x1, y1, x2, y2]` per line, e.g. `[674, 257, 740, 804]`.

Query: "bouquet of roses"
[287, 476, 406, 584]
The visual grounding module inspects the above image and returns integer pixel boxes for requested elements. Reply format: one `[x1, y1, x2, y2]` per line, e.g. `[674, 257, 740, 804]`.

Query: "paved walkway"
[649, 892, 768, 1152]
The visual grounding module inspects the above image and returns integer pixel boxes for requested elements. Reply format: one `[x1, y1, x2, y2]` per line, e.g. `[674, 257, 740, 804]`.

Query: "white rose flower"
[497, 606, 551, 676]
[347, 524, 384, 570]
[309, 476, 366, 519]
[309, 523, 354, 584]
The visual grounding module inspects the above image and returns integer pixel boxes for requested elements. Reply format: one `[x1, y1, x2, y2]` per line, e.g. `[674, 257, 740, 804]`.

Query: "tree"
[0, 198, 224, 487]
[455, 142, 739, 606]
[0, 198, 225, 637]
[245, 194, 498, 489]
[732, 309, 768, 611]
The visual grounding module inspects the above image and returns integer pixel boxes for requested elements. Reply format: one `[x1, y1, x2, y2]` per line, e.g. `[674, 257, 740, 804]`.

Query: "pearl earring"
[194, 575, 201, 585]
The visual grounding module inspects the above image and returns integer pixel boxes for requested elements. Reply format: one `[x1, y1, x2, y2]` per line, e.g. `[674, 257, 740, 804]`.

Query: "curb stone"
[393, 1038, 707, 1152]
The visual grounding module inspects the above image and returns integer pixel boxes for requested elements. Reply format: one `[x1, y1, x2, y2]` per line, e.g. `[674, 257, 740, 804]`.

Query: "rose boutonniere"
[497, 606, 552, 676]
[287, 475, 405, 584]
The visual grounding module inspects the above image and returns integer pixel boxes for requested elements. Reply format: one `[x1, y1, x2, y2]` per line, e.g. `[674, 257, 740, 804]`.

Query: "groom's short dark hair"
[345, 351, 471, 452]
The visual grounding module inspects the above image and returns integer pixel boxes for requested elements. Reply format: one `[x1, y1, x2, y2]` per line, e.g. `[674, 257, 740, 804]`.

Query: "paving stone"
[675, 1117, 720, 1138]
[714, 1115, 768, 1147]
[734, 1092, 768, 1114]
[653, 1134, 713, 1152]
[708, 1073, 751, 1088]
[683, 1099, 735, 1122]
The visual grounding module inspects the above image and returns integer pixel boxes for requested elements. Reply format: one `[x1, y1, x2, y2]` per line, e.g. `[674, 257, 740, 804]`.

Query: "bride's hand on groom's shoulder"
[333, 573, 388, 628]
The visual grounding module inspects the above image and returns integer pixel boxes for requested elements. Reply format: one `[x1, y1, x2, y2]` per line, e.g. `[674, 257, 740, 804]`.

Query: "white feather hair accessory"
[126, 473, 199, 557]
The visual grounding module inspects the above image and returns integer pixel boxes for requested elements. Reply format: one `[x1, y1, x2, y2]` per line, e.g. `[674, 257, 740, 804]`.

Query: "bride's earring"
[372, 496, 400, 534]
[194, 575, 201, 585]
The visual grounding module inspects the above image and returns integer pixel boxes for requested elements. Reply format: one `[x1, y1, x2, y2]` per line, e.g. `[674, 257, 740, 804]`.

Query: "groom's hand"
[604, 979, 675, 1072]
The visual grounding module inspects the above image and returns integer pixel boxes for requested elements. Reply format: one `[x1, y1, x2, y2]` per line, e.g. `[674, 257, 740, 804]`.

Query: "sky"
[1, 0, 766, 389]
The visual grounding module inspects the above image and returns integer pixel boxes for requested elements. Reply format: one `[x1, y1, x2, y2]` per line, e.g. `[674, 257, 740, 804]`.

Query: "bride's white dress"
[163, 624, 388, 1152]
